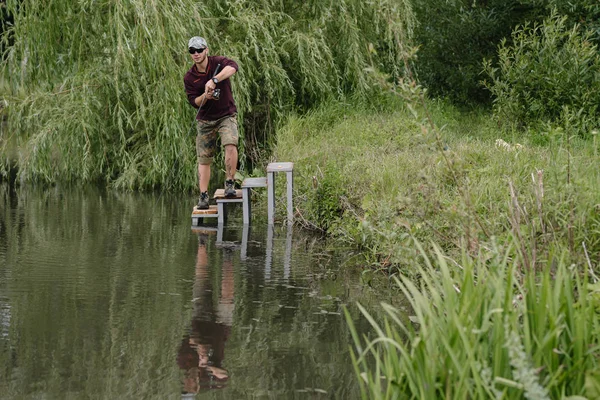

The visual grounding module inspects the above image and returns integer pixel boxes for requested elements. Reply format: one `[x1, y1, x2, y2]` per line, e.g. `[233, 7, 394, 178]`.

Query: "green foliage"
[412, 0, 521, 105]
[520, 0, 600, 43]
[347, 243, 600, 399]
[304, 166, 346, 232]
[484, 12, 600, 137]
[0, 0, 415, 189]
[412, 0, 600, 107]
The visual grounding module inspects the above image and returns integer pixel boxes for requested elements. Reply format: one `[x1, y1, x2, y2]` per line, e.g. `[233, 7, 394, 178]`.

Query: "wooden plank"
[241, 177, 267, 188]
[192, 205, 218, 215]
[267, 162, 294, 173]
[213, 188, 242, 199]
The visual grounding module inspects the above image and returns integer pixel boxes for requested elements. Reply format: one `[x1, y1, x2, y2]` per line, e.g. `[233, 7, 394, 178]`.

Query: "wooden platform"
[191, 205, 219, 227]
[213, 189, 242, 199]
[190, 162, 294, 226]
[192, 205, 218, 215]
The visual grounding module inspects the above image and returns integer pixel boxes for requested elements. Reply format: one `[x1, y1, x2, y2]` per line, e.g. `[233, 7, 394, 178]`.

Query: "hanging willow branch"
[0, 0, 415, 190]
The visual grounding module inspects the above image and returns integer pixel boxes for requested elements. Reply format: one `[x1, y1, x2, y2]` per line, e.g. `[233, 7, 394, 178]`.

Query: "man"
[184, 36, 239, 209]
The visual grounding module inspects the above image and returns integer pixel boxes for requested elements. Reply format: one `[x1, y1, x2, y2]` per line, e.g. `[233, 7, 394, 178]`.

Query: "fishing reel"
[212, 88, 221, 100]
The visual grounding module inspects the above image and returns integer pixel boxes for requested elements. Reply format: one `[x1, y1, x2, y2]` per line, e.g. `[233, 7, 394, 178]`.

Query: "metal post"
[265, 224, 273, 281]
[242, 187, 251, 225]
[286, 170, 293, 225]
[284, 225, 292, 281]
[241, 224, 249, 260]
[217, 202, 225, 225]
[216, 223, 224, 244]
[267, 171, 275, 225]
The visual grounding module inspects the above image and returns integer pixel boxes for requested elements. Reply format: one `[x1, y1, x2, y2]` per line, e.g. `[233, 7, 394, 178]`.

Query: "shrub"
[412, 0, 521, 105]
[483, 12, 600, 137]
[519, 0, 600, 43]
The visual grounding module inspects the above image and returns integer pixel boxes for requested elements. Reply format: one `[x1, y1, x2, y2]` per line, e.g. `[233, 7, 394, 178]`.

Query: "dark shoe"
[224, 179, 236, 198]
[197, 191, 209, 209]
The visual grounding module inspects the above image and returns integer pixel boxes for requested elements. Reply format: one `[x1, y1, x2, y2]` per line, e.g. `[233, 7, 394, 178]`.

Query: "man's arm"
[205, 55, 239, 93]
[194, 93, 211, 107]
[214, 66, 237, 83]
[184, 76, 203, 108]
[185, 78, 215, 108]
[205, 66, 237, 93]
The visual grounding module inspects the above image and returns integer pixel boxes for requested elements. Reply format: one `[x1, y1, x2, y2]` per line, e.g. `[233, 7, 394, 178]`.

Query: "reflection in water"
[179, 232, 234, 393]
[179, 225, 294, 395]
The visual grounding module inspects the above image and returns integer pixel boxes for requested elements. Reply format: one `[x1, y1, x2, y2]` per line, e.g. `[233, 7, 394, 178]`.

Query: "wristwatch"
[212, 77, 219, 84]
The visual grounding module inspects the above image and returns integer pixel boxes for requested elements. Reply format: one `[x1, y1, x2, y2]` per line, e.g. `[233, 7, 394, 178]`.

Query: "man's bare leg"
[224, 144, 238, 181]
[198, 163, 211, 193]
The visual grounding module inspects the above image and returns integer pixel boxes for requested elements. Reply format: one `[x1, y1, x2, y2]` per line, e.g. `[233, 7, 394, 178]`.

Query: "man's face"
[189, 46, 208, 64]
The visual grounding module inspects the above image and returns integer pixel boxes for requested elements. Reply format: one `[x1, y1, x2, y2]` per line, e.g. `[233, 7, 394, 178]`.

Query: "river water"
[0, 184, 395, 399]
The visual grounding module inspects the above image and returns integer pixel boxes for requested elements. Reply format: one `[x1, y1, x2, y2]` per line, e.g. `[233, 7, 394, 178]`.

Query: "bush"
[412, 0, 522, 105]
[412, 0, 600, 107]
[483, 12, 600, 137]
[520, 0, 600, 43]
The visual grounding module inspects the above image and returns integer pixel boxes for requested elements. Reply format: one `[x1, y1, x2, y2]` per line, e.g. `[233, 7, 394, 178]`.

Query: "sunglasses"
[189, 47, 206, 54]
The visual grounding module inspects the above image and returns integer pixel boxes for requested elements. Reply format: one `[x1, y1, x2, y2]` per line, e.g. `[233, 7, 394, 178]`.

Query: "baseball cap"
[188, 36, 208, 49]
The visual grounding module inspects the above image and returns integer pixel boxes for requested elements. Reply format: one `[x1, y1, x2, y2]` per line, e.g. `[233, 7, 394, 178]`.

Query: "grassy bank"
[273, 95, 599, 398]
[273, 95, 599, 272]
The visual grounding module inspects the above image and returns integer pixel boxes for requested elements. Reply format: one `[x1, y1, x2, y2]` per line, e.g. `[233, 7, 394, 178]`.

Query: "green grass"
[273, 94, 600, 272]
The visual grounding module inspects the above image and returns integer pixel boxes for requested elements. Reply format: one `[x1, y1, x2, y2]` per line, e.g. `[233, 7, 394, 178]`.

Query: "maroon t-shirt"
[184, 55, 239, 121]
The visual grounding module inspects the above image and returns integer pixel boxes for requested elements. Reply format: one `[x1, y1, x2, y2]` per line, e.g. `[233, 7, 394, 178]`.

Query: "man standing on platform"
[184, 36, 239, 209]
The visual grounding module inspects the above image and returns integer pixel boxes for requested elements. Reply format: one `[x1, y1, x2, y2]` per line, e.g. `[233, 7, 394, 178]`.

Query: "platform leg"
[267, 172, 275, 225]
[284, 225, 292, 281]
[242, 188, 251, 225]
[218, 202, 225, 224]
[286, 170, 293, 226]
[217, 224, 224, 244]
[241, 224, 249, 260]
[265, 224, 273, 281]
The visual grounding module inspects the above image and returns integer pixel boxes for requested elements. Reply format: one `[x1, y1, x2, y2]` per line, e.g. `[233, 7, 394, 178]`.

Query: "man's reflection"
[177, 233, 234, 394]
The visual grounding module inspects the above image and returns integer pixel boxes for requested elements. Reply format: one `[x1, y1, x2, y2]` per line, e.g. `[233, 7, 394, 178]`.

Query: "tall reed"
[0, 0, 414, 190]
[347, 241, 600, 399]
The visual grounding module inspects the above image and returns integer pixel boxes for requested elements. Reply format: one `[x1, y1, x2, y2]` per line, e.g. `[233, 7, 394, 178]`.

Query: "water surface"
[0, 185, 393, 399]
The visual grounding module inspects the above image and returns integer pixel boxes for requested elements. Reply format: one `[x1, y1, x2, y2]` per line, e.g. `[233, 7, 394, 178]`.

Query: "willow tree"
[0, 0, 414, 190]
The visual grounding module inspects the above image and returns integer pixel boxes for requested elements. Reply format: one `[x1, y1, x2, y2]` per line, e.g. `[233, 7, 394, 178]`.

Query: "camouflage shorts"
[196, 114, 239, 165]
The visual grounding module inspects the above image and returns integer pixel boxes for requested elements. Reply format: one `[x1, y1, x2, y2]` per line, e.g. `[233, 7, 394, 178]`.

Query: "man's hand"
[205, 79, 216, 93]
[205, 90, 216, 100]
